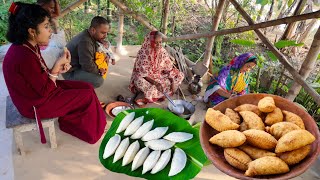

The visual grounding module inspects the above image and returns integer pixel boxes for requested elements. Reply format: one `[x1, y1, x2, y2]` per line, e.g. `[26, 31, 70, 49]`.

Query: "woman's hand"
[52, 49, 71, 74]
[51, 0, 61, 18]
[155, 82, 164, 93]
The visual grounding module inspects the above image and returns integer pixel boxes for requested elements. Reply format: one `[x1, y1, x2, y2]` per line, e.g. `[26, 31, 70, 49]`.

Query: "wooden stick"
[164, 10, 320, 42]
[60, 0, 88, 18]
[203, 0, 227, 68]
[228, 0, 320, 105]
[109, 0, 157, 31]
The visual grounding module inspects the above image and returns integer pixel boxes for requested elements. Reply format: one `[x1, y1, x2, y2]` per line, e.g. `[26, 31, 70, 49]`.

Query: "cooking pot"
[168, 100, 197, 119]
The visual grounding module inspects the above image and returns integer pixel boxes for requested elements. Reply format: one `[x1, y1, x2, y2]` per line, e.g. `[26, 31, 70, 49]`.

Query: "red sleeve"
[19, 51, 57, 97]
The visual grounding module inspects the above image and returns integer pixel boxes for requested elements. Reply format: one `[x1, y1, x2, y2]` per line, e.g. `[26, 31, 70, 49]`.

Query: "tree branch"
[164, 10, 320, 42]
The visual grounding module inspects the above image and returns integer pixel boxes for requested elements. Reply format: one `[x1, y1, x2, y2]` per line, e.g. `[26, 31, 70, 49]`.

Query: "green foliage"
[256, 0, 269, 6]
[99, 108, 208, 180]
[266, 51, 278, 61]
[230, 39, 256, 47]
[288, 0, 294, 7]
[274, 40, 304, 49]
[0, 3, 10, 44]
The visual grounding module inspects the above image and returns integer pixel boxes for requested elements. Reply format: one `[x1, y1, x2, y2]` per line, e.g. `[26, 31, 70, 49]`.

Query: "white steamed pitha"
[145, 139, 175, 151]
[124, 116, 144, 136]
[113, 137, 130, 163]
[142, 127, 169, 141]
[116, 112, 135, 133]
[151, 149, 172, 174]
[131, 147, 150, 171]
[169, 148, 187, 176]
[122, 140, 140, 166]
[103, 134, 121, 159]
[163, 132, 193, 143]
[131, 119, 154, 139]
[142, 150, 161, 174]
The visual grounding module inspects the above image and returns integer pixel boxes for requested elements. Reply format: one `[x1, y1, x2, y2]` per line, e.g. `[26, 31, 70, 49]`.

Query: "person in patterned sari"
[204, 53, 257, 107]
[129, 31, 184, 104]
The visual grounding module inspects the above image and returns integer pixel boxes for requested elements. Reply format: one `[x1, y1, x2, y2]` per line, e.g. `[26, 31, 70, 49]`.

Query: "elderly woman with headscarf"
[204, 53, 257, 107]
[129, 31, 184, 105]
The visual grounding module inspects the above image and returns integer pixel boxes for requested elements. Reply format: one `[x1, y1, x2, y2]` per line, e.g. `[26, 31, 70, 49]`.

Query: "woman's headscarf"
[207, 53, 257, 91]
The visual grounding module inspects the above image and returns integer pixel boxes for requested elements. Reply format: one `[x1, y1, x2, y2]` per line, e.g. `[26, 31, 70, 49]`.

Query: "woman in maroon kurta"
[3, 2, 106, 144]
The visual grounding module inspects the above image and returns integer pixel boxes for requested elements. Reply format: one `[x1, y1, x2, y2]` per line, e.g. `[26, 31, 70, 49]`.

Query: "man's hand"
[99, 68, 107, 76]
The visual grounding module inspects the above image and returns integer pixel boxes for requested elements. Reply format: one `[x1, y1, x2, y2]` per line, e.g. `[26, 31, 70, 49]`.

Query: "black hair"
[37, 0, 53, 5]
[6, 2, 50, 44]
[90, 16, 110, 29]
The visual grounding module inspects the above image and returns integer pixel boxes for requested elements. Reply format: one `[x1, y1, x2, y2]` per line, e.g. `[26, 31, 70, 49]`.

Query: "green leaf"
[317, 54, 320, 60]
[230, 39, 256, 47]
[266, 51, 278, 61]
[256, 0, 269, 6]
[99, 108, 208, 180]
[288, 0, 294, 7]
[274, 40, 304, 49]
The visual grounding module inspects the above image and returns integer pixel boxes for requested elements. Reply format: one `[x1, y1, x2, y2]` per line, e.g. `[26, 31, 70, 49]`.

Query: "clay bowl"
[105, 101, 134, 118]
[200, 93, 320, 180]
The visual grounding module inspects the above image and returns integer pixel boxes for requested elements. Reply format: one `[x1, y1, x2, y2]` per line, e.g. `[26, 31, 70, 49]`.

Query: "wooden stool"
[5, 96, 58, 156]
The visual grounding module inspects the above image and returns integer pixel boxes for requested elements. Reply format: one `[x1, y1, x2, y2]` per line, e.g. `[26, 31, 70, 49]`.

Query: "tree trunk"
[109, 0, 157, 31]
[298, 19, 318, 43]
[161, 0, 170, 35]
[116, 8, 124, 53]
[202, 0, 227, 68]
[60, 0, 88, 18]
[164, 11, 320, 42]
[228, 0, 320, 105]
[286, 27, 320, 101]
[280, 0, 308, 40]
[257, 4, 266, 22]
[265, 0, 275, 22]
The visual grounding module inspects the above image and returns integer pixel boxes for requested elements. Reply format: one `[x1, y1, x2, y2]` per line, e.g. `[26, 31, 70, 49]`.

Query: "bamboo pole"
[161, 0, 170, 35]
[116, 8, 124, 53]
[109, 0, 157, 31]
[228, 0, 320, 105]
[203, 0, 227, 68]
[286, 27, 320, 100]
[60, 0, 88, 18]
[164, 10, 320, 42]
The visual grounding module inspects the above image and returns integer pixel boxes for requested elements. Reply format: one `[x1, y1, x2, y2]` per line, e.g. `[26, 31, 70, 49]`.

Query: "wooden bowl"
[200, 93, 320, 180]
[105, 101, 134, 118]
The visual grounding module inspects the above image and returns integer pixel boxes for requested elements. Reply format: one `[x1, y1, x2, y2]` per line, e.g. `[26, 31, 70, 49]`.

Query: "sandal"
[135, 98, 149, 108]
[100, 101, 107, 110]
[116, 95, 126, 102]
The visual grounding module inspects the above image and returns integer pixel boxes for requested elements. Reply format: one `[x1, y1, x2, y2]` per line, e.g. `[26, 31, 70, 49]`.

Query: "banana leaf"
[99, 108, 208, 180]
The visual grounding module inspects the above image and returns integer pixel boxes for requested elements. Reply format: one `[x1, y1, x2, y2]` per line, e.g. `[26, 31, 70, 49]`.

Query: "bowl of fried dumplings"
[200, 93, 320, 180]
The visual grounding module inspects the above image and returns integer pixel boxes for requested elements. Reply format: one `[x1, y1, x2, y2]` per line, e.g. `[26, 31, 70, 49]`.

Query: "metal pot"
[168, 100, 197, 119]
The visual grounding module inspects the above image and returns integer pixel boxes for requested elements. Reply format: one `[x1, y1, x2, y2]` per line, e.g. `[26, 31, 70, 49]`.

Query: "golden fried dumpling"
[209, 130, 246, 148]
[225, 108, 241, 124]
[205, 108, 239, 132]
[239, 111, 265, 131]
[282, 110, 305, 129]
[234, 104, 262, 116]
[245, 156, 289, 177]
[269, 122, 301, 139]
[275, 130, 315, 153]
[243, 129, 277, 150]
[258, 96, 276, 113]
[265, 107, 283, 126]
[277, 145, 311, 165]
[239, 144, 276, 160]
[239, 122, 248, 132]
[224, 148, 252, 171]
